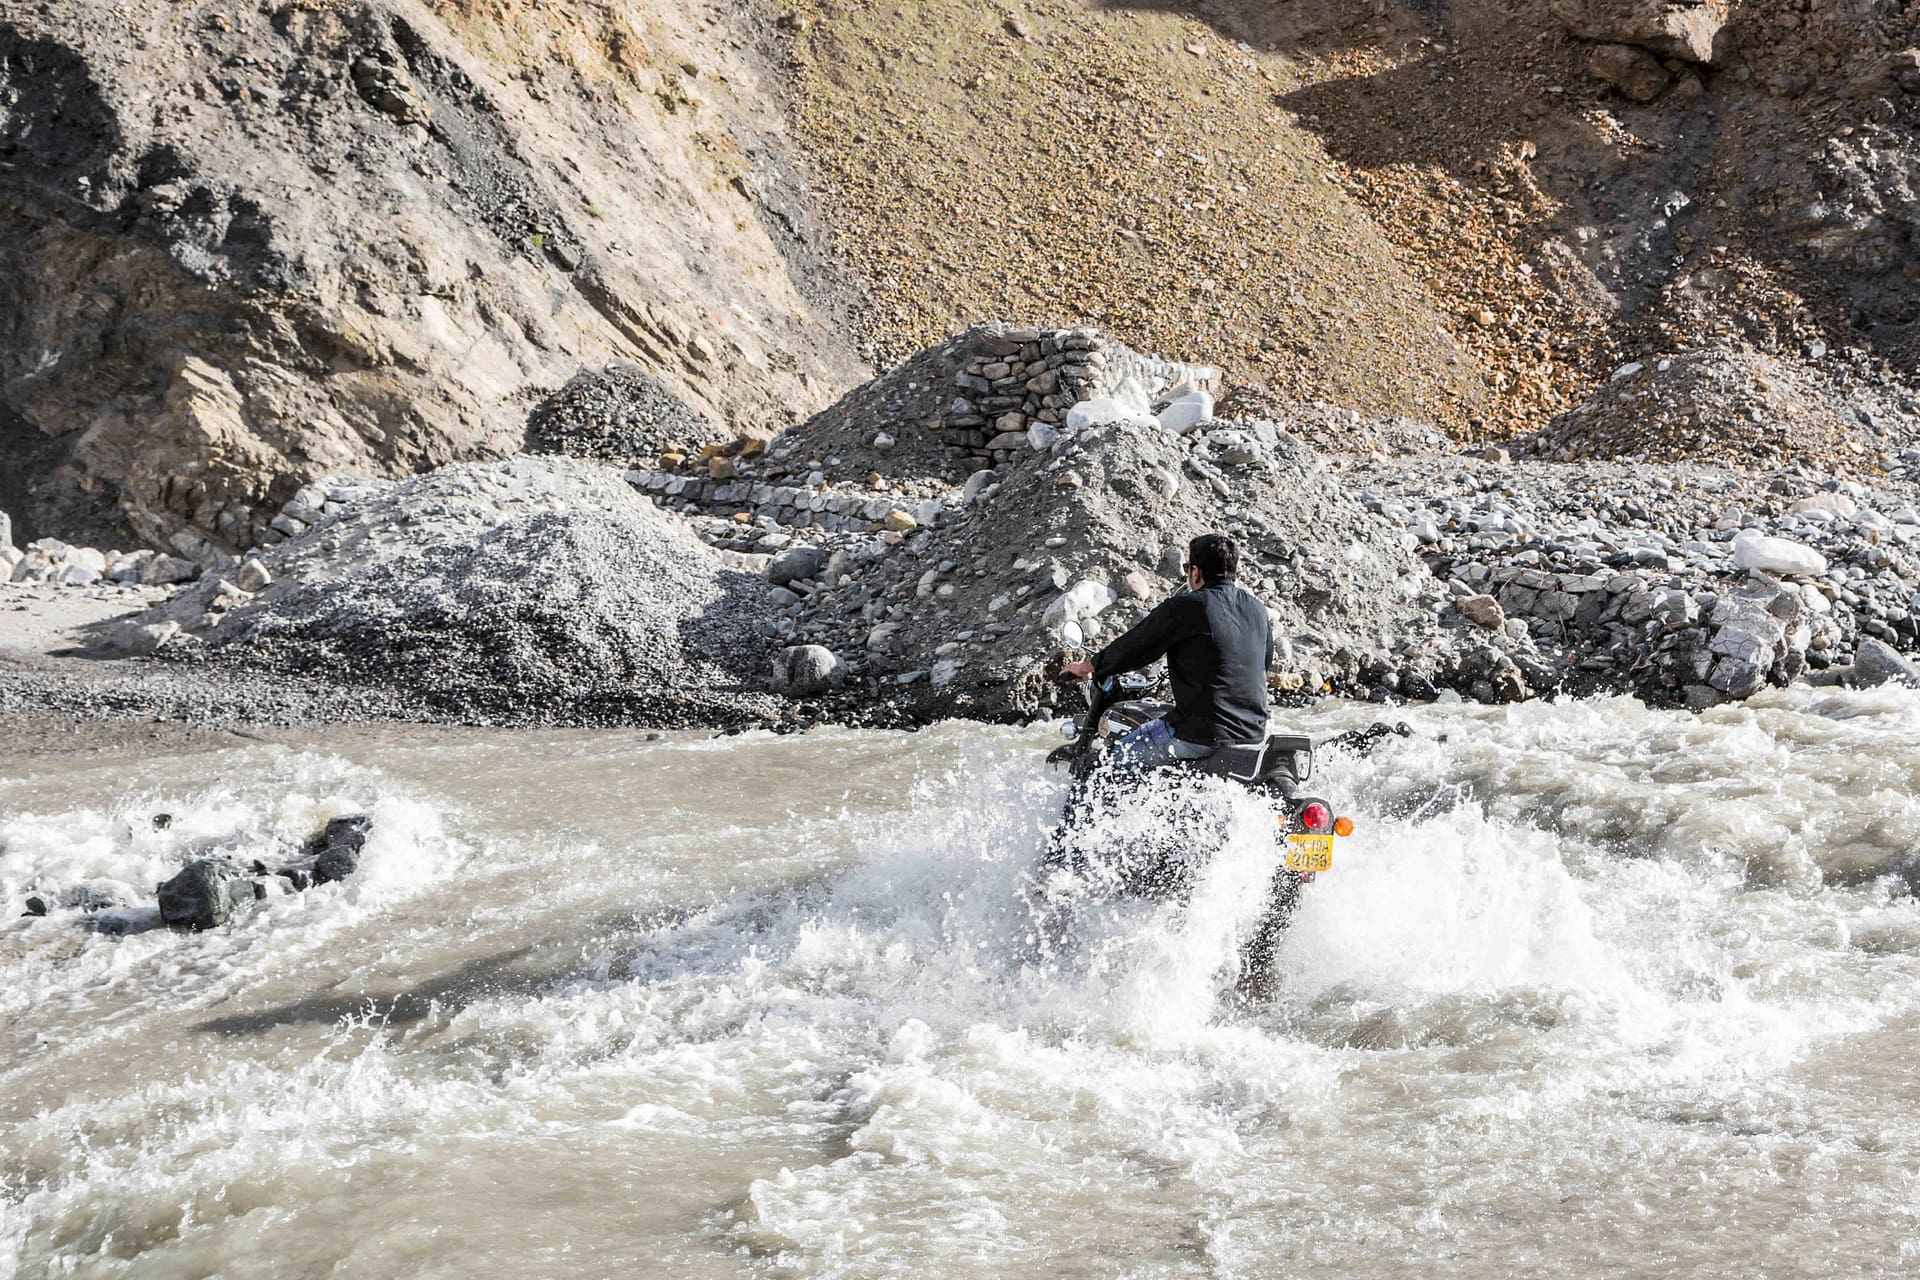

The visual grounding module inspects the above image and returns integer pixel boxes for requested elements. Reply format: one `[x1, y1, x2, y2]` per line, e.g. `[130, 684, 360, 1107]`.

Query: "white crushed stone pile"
[140, 457, 776, 724]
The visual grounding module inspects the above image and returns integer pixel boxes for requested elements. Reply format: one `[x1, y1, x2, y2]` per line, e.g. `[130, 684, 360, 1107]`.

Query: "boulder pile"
[71, 325, 1920, 726]
[1354, 454, 1920, 706]
[3, 534, 200, 590]
[627, 327, 1481, 721]
[775, 324, 1220, 483]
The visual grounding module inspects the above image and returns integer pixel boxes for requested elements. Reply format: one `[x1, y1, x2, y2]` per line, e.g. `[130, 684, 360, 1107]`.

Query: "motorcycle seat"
[1181, 733, 1312, 784]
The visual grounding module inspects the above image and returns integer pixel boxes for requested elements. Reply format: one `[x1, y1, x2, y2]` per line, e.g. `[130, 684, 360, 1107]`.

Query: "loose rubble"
[1346, 451, 1920, 708]
[17, 321, 1920, 730]
[1520, 348, 1908, 471]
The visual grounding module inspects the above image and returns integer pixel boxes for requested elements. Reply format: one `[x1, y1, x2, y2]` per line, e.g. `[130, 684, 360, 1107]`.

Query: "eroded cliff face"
[0, 0, 861, 554]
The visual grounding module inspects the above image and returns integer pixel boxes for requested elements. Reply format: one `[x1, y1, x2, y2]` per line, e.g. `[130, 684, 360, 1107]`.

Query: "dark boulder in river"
[157, 859, 257, 932]
[308, 816, 373, 886]
[153, 814, 375, 930]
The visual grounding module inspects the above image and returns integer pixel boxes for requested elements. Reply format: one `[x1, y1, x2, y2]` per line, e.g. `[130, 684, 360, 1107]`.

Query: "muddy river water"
[6, 689, 1920, 1277]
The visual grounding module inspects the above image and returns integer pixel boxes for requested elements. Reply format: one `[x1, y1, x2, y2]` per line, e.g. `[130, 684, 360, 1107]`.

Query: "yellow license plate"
[1285, 833, 1334, 873]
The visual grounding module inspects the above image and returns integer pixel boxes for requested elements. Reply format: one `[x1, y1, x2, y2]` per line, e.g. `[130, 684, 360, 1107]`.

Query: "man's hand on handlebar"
[1059, 659, 1094, 682]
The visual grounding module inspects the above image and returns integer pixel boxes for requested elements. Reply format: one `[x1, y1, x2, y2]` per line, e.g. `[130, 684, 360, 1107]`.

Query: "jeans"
[1110, 716, 1215, 771]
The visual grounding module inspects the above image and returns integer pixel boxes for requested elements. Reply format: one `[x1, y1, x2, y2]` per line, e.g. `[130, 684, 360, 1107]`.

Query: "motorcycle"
[1039, 668, 1355, 981]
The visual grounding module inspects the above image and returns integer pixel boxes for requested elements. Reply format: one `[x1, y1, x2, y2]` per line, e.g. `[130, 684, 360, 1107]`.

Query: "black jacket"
[1092, 580, 1273, 746]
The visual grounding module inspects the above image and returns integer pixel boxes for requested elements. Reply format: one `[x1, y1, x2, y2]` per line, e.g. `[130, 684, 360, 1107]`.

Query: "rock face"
[1553, 0, 1734, 64]
[131, 456, 778, 725]
[0, 1, 859, 561]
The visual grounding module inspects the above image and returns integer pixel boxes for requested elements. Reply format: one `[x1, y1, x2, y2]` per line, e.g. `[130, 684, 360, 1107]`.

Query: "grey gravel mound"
[628, 328, 1469, 721]
[525, 365, 721, 464]
[134, 457, 778, 726]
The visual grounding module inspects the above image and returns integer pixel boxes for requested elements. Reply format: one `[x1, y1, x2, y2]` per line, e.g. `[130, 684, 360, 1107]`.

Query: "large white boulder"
[1042, 579, 1118, 635]
[1731, 529, 1827, 577]
[1066, 398, 1147, 432]
[1156, 390, 1215, 435]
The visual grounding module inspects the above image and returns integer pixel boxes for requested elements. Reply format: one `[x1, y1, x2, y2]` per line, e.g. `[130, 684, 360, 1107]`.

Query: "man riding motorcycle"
[1061, 532, 1273, 770]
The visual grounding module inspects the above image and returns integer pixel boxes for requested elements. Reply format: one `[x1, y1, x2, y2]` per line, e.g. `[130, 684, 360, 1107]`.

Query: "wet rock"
[1852, 638, 1919, 688]
[157, 858, 256, 931]
[308, 816, 374, 886]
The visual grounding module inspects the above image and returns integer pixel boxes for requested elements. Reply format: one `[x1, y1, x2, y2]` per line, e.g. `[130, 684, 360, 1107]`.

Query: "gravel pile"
[630, 333, 1478, 721]
[1519, 348, 1907, 470]
[524, 365, 721, 464]
[132, 457, 779, 727]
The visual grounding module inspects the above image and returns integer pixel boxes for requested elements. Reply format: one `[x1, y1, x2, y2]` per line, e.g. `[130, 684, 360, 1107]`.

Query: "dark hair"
[1187, 533, 1237, 583]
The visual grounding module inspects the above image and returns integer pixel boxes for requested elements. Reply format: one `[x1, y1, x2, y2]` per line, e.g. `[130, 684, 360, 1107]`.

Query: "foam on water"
[7, 693, 1920, 1277]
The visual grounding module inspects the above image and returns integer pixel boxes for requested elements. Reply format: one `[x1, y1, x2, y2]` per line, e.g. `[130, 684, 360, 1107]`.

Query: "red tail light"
[1298, 802, 1332, 833]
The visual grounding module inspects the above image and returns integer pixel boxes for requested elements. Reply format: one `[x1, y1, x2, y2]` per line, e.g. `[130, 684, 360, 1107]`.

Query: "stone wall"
[936, 325, 1218, 472]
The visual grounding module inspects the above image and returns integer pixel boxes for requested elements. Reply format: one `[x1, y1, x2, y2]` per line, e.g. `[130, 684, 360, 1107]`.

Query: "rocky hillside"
[0, 0, 862, 554]
[780, 0, 1920, 447]
[5, 0, 1918, 558]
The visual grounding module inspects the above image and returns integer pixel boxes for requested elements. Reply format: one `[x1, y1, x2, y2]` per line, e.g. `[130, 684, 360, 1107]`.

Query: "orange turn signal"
[1333, 816, 1355, 837]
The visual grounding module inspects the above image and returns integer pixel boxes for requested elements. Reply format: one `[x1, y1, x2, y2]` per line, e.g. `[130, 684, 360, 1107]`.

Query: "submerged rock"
[308, 815, 374, 885]
[150, 814, 376, 931]
[157, 859, 256, 931]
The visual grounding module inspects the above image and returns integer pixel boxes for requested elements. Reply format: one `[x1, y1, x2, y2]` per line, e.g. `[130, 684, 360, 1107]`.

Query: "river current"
[5, 689, 1920, 1277]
